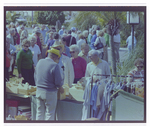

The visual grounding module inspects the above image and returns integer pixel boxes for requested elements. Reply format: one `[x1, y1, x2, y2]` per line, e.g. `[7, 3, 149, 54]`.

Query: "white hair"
[89, 28, 92, 33]
[28, 35, 37, 43]
[81, 43, 89, 49]
[9, 28, 15, 34]
[69, 44, 80, 53]
[88, 50, 99, 57]
[83, 30, 88, 37]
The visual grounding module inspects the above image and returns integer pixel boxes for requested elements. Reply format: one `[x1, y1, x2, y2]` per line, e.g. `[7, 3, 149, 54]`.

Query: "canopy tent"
[112, 90, 144, 121]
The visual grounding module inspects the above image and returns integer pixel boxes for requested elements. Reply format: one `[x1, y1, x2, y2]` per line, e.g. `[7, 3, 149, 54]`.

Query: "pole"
[32, 11, 33, 25]
[109, 35, 116, 75]
[131, 24, 134, 50]
[90, 76, 93, 117]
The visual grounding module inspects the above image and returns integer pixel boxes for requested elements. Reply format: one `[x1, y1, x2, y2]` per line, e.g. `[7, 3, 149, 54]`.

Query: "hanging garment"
[90, 82, 99, 118]
[96, 79, 114, 120]
[81, 78, 91, 120]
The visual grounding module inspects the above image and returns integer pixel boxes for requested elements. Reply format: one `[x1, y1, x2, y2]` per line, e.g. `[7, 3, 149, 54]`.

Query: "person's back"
[126, 35, 137, 47]
[64, 35, 76, 47]
[35, 58, 63, 91]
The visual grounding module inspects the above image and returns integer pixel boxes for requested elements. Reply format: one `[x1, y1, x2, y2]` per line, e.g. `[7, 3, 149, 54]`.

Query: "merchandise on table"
[6, 77, 36, 95]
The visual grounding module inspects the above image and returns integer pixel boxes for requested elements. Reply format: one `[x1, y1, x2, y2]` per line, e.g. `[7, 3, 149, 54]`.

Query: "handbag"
[94, 37, 104, 50]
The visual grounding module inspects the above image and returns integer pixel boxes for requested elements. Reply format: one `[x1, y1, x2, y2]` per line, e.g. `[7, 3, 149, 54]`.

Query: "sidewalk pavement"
[107, 47, 128, 51]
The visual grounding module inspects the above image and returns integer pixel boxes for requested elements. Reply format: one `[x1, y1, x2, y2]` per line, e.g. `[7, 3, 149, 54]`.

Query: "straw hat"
[47, 48, 61, 58]
[51, 40, 64, 51]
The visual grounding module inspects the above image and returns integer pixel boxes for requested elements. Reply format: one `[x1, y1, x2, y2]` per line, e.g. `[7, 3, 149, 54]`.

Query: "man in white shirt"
[85, 50, 111, 83]
[126, 31, 137, 56]
[113, 29, 121, 63]
[71, 27, 79, 42]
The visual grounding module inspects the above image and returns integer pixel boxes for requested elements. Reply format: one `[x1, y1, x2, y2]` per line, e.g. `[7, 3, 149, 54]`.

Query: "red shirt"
[35, 35, 42, 52]
[6, 51, 10, 68]
[72, 56, 86, 79]
[16, 33, 20, 45]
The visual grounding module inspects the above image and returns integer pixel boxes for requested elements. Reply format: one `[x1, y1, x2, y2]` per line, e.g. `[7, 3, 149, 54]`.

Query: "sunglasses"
[136, 66, 143, 69]
[24, 45, 29, 48]
[54, 48, 61, 50]
[70, 51, 75, 54]
[88, 55, 92, 58]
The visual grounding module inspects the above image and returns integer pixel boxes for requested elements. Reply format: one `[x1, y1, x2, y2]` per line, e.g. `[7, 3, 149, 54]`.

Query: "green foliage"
[68, 11, 99, 31]
[120, 40, 127, 48]
[116, 36, 144, 79]
[6, 11, 21, 24]
[37, 11, 65, 26]
[63, 22, 70, 30]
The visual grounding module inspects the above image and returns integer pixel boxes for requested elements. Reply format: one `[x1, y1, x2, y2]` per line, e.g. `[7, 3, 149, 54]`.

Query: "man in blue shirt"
[40, 24, 49, 45]
[58, 26, 65, 37]
[90, 30, 97, 49]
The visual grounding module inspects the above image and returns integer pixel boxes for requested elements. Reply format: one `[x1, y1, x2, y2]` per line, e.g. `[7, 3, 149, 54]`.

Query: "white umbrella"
[16, 18, 27, 22]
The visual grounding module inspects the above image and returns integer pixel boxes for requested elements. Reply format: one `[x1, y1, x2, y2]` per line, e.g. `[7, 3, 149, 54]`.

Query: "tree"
[107, 18, 120, 75]
[6, 11, 21, 24]
[68, 11, 99, 31]
[36, 11, 65, 26]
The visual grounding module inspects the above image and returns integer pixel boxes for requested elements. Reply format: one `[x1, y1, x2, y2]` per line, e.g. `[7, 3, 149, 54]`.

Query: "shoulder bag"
[94, 37, 104, 50]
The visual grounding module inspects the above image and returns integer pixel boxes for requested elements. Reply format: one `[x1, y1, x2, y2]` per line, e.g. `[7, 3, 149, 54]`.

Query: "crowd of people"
[5, 21, 143, 120]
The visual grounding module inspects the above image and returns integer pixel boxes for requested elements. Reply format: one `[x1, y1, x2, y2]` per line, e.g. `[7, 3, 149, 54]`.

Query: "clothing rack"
[90, 73, 144, 118]
[92, 74, 144, 78]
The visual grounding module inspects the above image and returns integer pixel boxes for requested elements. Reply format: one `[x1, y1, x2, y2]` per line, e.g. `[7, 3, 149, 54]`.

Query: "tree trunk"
[109, 35, 116, 75]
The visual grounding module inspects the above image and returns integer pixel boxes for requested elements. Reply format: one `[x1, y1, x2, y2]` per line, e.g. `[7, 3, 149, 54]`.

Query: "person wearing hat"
[35, 48, 64, 120]
[58, 25, 65, 37]
[71, 27, 79, 42]
[51, 40, 74, 89]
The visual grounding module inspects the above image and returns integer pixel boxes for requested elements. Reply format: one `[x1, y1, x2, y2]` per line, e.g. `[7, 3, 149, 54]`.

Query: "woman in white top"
[29, 35, 41, 67]
[94, 30, 106, 60]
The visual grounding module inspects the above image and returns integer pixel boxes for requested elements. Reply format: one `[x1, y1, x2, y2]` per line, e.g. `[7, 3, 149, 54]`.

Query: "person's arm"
[103, 38, 106, 52]
[94, 37, 99, 46]
[54, 64, 64, 88]
[67, 58, 75, 87]
[85, 64, 90, 77]
[45, 26, 49, 32]
[9, 44, 17, 54]
[105, 62, 111, 77]
[45, 33, 49, 44]
[16, 50, 23, 78]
